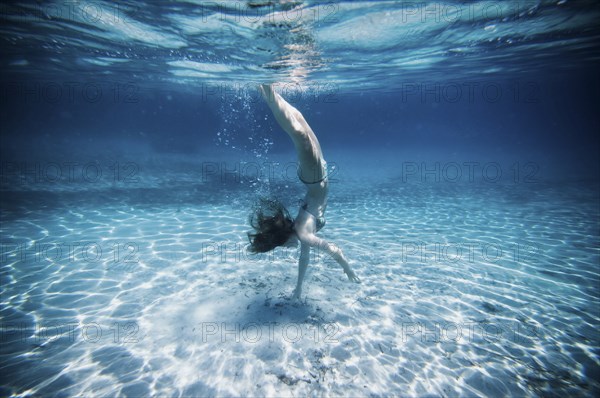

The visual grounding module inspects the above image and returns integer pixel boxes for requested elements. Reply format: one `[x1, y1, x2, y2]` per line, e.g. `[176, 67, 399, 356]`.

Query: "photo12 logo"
[400, 162, 540, 183]
[0, 161, 140, 185]
[188, 2, 340, 24]
[0, 240, 139, 272]
[399, 81, 540, 104]
[198, 82, 340, 104]
[191, 322, 340, 344]
[1, 81, 139, 104]
[200, 161, 340, 184]
[0, 321, 139, 344]
[401, 241, 539, 265]
[401, 320, 538, 344]
[1, 2, 134, 24]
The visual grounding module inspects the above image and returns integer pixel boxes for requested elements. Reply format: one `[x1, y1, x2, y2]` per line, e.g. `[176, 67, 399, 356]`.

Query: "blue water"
[1, 1, 599, 397]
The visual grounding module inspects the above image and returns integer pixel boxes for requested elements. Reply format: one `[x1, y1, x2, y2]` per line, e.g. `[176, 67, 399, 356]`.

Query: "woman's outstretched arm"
[299, 233, 360, 283]
[292, 235, 360, 301]
[292, 243, 311, 300]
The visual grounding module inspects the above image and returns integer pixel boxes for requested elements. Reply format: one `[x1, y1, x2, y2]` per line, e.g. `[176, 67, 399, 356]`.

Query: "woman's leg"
[260, 84, 326, 183]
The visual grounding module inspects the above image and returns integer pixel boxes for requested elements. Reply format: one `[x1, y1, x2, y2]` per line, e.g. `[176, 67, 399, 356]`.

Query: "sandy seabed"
[1, 153, 599, 397]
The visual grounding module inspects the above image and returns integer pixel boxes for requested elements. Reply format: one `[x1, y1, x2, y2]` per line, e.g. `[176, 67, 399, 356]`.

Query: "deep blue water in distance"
[1, 1, 600, 397]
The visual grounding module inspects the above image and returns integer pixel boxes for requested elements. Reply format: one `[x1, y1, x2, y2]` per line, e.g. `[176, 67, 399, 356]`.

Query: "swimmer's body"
[248, 84, 359, 300]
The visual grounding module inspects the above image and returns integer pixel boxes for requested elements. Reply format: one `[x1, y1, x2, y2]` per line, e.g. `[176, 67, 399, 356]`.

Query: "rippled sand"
[1, 153, 599, 397]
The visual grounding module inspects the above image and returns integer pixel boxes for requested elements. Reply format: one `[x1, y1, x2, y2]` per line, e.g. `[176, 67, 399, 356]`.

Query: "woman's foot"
[260, 83, 274, 100]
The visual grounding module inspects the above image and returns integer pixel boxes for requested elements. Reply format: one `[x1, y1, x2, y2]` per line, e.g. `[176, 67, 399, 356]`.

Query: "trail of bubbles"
[215, 84, 275, 204]
[216, 85, 273, 156]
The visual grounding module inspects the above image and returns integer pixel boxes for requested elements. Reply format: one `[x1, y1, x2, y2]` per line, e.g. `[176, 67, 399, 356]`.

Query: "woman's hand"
[345, 269, 361, 283]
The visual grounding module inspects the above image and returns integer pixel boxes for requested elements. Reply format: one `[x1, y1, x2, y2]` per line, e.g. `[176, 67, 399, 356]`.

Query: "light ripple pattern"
[0, 155, 599, 397]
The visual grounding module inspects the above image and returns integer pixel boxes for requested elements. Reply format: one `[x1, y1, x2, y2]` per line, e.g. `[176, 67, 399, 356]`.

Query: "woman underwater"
[248, 84, 360, 300]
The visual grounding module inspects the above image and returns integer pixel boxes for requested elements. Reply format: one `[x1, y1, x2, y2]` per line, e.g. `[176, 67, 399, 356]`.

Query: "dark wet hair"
[247, 198, 295, 253]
